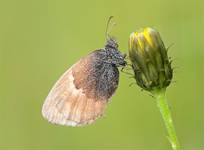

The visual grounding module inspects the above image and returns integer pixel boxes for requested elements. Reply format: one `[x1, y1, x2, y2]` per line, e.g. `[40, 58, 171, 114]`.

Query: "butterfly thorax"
[103, 38, 126, 67]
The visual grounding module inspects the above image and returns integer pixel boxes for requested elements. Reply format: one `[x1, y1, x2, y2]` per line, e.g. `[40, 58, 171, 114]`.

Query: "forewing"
[42, 50, 119, 126]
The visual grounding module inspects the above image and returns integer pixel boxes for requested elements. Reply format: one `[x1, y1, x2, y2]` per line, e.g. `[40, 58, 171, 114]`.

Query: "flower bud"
[128, 27, 173, 92]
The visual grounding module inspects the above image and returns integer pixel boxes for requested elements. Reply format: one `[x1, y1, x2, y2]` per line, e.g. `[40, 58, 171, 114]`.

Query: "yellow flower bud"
[128, 27, 173, 91]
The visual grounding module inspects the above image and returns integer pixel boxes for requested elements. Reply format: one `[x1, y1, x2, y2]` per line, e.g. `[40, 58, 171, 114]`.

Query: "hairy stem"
[153, 89, 180, 150]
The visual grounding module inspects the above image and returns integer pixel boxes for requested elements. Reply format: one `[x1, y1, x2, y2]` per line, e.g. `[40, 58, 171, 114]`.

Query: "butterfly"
[41, 16, 126, 126]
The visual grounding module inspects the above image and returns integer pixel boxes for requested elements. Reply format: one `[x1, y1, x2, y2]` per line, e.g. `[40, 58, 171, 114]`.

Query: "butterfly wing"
[42, 50, 119, 126]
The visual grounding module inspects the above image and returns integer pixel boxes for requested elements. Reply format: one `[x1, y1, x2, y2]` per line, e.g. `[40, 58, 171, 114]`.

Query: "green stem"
[153, 89, 180, 150]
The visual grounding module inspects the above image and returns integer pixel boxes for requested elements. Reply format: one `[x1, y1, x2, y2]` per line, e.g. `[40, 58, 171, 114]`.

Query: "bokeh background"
[1, 0, 204, 150]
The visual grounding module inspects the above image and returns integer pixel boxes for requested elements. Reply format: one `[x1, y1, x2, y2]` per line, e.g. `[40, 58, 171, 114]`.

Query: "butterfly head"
[105, 37, 118, 49]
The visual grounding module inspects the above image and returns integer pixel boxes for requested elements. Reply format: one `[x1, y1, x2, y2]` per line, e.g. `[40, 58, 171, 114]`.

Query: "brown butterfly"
[41, 17, 126, 126]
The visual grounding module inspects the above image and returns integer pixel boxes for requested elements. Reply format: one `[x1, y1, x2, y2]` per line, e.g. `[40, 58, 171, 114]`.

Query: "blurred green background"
[0, 0, 204, 150]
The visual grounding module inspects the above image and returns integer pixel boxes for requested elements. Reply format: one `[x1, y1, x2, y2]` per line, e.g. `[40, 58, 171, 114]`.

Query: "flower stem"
[153, 89, 180, 150]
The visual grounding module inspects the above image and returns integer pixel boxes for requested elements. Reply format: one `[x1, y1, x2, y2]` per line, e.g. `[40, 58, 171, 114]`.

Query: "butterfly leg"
[121, 66, 134, 78]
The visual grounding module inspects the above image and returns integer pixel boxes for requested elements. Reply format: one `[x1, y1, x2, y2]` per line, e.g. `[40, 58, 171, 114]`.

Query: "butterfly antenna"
[105, 16, 116, 41]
